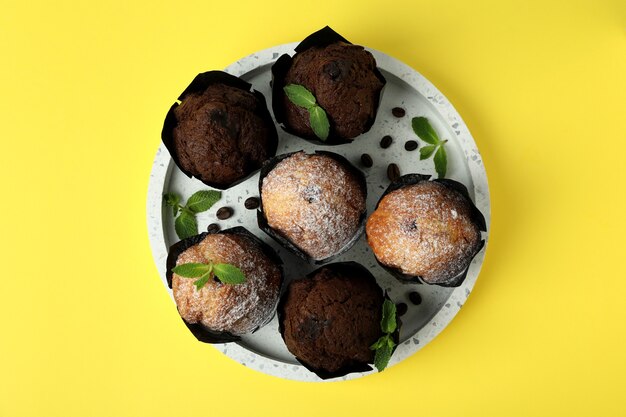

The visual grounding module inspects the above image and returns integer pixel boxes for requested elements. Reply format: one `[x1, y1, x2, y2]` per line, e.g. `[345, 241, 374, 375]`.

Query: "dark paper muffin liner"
[257, 150, 367, 264]
[161, 70, 279, 190]
[370, 174, 487, 287]
[271, 26, 387, 146]
[277, 262, 400, 380]
[166, 226, 284, 344]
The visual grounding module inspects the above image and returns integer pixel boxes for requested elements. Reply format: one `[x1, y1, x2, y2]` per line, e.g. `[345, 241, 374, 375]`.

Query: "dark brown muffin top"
[366, 181, 482, 284]
[172, 233, 281, 335]
[282, 42, 384, 140]
[172, 83, 274, 187]
[261, 152, 366, 260]
[281, 266, 383, 374]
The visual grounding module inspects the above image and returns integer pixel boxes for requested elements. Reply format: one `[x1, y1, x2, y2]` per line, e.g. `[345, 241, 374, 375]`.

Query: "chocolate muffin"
[259, 151, 366, 262]
[166, 228, 282, 341]
[366, 175, 486, 287]
[162, 71, 278, 189]
[279, 263, 385, 378]
[272, 26, 385, 144]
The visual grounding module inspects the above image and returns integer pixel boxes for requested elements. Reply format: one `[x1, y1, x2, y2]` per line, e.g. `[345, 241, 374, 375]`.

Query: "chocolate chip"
[409, 291, 422, 305]
[216, 206, 233, 220]
[206, 223, 220, 233]
[360, 153, 373, 168]
[244, 197, 259, 210]
[392, 107, 406, 118]
[213, 276, 221, 283]
[324, 61, 341, 80]
[405, 140, 418, 151]
[397, 302, 408, 316]
[387, 163, 400, 182]
[380, 135, 393, 149]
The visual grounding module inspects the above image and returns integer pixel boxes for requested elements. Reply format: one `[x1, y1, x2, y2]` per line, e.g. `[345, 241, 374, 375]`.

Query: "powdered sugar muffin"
[366, 175, 485, 286]
[259, 151, 366, 262]
[166, 228, 282, 341]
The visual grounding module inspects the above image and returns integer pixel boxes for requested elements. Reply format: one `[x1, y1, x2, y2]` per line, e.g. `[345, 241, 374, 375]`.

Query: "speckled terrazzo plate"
[147, 43, 490, 382]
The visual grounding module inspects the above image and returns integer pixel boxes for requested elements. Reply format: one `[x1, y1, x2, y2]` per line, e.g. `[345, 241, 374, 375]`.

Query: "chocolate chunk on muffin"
[166, 228, 282, 342]
[162, 71, 278, 189]
[258, 151, 367, 262]
[278, 263, 385, 378]
[272, 26, 386, 144]
[366, 175, 486, 286]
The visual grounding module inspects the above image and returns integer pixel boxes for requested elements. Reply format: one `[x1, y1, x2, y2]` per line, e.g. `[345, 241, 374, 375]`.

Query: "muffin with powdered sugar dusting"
[366, 175, 486, 287]
[258, 151, 366, 263]
[166, 228, 282, 342]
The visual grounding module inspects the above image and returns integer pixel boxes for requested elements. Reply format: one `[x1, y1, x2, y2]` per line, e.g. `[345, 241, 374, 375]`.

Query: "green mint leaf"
[163, 192, 180, 207]
[172, 262, 211, 278]
[185, 190, 221, 213]
[212, 263, 246, 285]
[411, 117, 440, 144]
[373, 340, 394, 372]
[164, 193, 180, 217]
[419, 144, 437, 160]
[283, 84, 316, 109]
[193, 273, 211, 290]
[174, 211, 197, 239]
[381, 299, 397, 333]
[369, 335, 387, 350]
[309, 105, 330, 141]
[434, 145, 447, 178]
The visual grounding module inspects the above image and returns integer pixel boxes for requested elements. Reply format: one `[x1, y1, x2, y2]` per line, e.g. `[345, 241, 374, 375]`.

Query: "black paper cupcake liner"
[370, 174, 487, 287]
[277, 262, 400, 380]
[257, 150, 367, 264]
[161, 70, 278, 190]
[271, 26, 387, 146]
[166, 226, 284, 344]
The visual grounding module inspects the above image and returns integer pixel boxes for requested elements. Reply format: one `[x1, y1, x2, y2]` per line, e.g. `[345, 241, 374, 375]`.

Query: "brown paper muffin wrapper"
[271, 26, 387, 146]
[166, 226, 284, 344]
[277, 262, 400, 380]
[371, 174, 487, 287]
[161, 70, 278, 190]
[257, 150, 367, 264]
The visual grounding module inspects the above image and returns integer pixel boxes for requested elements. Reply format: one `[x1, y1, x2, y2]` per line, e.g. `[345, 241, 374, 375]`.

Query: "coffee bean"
[408, 291, 422, 305]
[405, 140, 418, 151]
[216, 206, 233, 220]
[392, 107, 406, 118]
[244, 197, 260, 210]
[360, 153, 373, 168]
[380, 135, 393, 148]
[206, 223, 220, 233]
[387, 163, 400, 182]
[397, 302, 408, 316]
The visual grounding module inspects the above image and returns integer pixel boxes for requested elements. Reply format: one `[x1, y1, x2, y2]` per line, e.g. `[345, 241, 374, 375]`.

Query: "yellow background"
[1, 0, 625, 415]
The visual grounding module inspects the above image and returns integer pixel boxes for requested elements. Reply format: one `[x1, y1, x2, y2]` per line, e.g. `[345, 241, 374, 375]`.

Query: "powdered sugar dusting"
[366, 182, 481, 282]
[172, 234, 281, 335]
[261, 152, 366, 260]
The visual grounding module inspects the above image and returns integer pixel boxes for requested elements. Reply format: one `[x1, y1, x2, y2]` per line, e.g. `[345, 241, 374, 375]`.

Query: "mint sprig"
[284, 84, 330, 141]
[370, 299, 398, 372]
[412, 117, 448, 178]
[164, 190, 221, 239]
[172, 260, 246, 290]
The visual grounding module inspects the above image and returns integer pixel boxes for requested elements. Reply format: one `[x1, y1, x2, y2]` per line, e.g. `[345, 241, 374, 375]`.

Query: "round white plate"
[147, 43, 490, 382]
